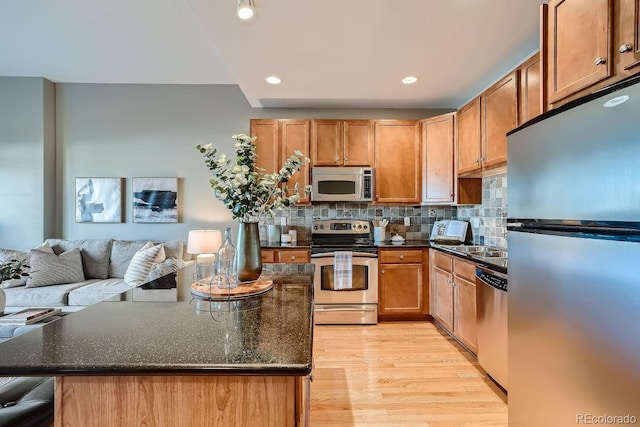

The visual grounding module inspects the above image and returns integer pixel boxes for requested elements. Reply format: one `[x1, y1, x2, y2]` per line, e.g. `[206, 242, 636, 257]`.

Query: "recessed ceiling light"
[237, 0, 254, 20]
[266, 76, 282, 85]
[402, 76, 418, 84]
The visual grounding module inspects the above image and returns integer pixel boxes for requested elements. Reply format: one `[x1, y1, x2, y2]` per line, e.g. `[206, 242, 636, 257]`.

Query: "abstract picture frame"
[75, 177, 124, 223]
[132, 177, 180, 223]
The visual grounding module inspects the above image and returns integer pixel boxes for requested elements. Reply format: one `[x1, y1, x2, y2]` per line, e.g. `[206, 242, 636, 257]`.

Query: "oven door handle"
[311, 252, 378, 259]
[314, 306, 378, 312]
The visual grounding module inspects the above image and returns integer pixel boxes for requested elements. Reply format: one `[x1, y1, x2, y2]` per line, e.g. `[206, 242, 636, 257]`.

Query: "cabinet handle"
[336, 156, 340, 162]
[619, 44, 633, 53]
[381, 269, 385, 274]
[344, 157, 348, 161]
[291, 256, 296, 260]
[594, 57, 607, 65]
[400, 254, 404, 260]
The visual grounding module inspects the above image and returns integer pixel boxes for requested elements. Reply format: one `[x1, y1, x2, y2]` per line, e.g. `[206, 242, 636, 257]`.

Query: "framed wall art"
[75, 177, 124, 223]
[132, 177, 180, 223]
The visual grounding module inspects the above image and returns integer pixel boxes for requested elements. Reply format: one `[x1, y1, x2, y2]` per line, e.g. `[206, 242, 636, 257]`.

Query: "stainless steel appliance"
[311, 166, 373, 202]
[475, 266, 508, 390]
[507, 77, 640, 426]
[311, 220, 378, 324]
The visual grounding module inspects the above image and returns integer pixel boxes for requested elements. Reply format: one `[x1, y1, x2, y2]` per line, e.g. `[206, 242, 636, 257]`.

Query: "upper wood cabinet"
[312, 120, 372, 166]
[373, 120, 421, 204]
[280, 120, 311, 204]
[250, 119, 311, 205]
[616, 0, 640, 76]
[457, 97, 482, 176]
[546, 0, 614, 104]
[481, 70, 519, 169]
[518, 53, 544, 125]
[421, 113, 455, 204]
[250, 119, 280, 174]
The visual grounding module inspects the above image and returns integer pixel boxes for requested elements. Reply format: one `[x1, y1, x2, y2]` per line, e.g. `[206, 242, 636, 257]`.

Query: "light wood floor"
[310, 321, 507, 427]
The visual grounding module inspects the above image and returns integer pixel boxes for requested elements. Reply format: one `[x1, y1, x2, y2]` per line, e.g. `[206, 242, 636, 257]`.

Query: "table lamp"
[187, 230, 222, 280]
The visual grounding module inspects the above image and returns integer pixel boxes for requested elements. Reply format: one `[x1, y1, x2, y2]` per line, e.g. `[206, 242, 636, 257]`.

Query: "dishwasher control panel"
[476, 269, 508, 292]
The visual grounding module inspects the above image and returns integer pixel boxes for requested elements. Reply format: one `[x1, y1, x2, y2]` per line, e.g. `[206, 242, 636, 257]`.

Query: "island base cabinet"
[55, 375, 305, 427]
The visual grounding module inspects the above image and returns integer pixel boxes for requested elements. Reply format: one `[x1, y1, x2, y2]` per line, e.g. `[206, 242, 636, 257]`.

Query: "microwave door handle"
[356, 175, 363, 201]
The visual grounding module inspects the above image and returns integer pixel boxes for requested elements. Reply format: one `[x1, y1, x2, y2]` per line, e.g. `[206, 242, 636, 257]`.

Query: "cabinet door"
[433, 267, 454, 332]
[373, 120, 421, 204]
[617, 0, 640, 75]
[311, 120, 342, 166]
[379, 263, 425, 317]
[343, 120, 372, 166]
[518, 53, 544, 125]
[422, 114, 455, 204]
[280, 120, 311, 204]
[456, 97, 482, 176]
[250, 119, 280, 175]
[547, 0, 613, 103]
[482, 71, 518, 169]
[455, 276, 477, 353]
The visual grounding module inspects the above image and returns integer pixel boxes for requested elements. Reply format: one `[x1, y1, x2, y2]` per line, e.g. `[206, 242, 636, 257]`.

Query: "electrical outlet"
[281, 217, 287, 227]
[404, 217, 410, 226]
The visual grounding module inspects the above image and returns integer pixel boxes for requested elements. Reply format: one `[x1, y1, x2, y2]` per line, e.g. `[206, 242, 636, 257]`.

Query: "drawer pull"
[594, 56, 606, 65]
[399, 254, 404, 260]
[619, 44, 633, 53]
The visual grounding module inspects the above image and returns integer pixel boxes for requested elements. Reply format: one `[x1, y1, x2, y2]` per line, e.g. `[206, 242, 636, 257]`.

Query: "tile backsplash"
[455, 172, 508, 248]
[259, 172, 508, 248]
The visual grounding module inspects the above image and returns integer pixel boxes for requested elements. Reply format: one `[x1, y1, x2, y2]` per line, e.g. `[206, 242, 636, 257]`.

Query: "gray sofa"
[1, 238, 193, 314]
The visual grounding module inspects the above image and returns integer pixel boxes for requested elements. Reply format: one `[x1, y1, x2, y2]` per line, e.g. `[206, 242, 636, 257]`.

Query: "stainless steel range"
[311, 220, 378, 325]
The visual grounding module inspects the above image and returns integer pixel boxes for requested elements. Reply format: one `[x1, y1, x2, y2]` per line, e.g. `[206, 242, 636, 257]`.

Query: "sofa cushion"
[68, 278, 130, 306]
[26, 248, 85, 288]
[109, 240, 148, 278]
[124, 243, 162, 287]
[46, 239, 113, 279]
[4, 280, 96, 307]
[162, 240, 184, 261]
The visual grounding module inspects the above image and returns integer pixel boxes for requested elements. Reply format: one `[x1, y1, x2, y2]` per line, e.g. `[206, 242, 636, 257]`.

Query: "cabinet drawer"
[454, 258, 477, 283]
[379, 249, 423, 264]
[261, 249, 276, 263]
[276, 249, 310, 263]
[433, 251, 453, 272]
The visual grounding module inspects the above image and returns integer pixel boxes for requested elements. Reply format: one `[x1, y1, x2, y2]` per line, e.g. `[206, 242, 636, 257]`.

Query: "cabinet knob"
[291, 256, 296, 260]
[381, 269, 385, 274]
[619, 44, 633, 53]
[344, 157, 348, 161]
[400, 254, 404, 260]
[336, 156, 340, 161]
[594, 56, 607, 65]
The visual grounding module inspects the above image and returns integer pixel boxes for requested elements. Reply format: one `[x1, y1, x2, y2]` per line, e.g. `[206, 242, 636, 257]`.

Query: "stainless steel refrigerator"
[507, 76, 640, 427]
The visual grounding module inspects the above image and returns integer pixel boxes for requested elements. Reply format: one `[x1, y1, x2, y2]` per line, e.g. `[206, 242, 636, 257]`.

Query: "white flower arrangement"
[196, 134, 311, 222]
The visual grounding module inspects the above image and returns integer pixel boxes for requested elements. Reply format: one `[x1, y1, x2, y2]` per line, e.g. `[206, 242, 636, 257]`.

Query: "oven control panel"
[312, 220, 371, 235]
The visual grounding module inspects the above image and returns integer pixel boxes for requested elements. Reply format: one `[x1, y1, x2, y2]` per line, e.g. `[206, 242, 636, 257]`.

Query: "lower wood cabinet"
[378, 248, 429, 320]
[261, 249, 310, 264]
[430, 250, 478, 353]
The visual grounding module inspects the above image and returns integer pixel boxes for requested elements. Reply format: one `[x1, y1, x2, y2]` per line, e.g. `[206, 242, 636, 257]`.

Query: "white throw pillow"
[124, 243, 163, 287]
[26, 248, 85, 287]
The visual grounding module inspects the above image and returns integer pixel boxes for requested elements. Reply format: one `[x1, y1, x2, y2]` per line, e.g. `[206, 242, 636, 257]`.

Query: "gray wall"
[19, 83, 445, 249]
[0, 77, 55, 250]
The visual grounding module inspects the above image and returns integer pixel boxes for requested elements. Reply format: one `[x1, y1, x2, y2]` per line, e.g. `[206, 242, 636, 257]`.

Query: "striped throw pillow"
[26, 248, 85, 287]
[124, 243, 162, 287]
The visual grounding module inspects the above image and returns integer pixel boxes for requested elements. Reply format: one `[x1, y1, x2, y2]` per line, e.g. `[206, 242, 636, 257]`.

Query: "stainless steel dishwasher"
[476, 266, 508, 391]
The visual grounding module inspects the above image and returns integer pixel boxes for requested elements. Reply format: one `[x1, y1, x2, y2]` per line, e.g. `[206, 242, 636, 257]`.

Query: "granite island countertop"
[0, 274, 314, 376]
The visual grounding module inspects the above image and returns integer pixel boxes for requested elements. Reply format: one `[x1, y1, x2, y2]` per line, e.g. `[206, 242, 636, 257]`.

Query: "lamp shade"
[187, 230, 222, 255]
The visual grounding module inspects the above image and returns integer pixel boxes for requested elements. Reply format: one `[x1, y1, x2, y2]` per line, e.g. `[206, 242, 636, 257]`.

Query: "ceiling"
[0, 0, 546, 109]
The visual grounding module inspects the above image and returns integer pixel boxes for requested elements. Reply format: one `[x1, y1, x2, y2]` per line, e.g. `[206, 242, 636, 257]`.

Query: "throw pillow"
[26, 248, 85, 288]
[124, 243, 163, 287]
[141, 242, 166, 264]
[47, 239, 113, 279]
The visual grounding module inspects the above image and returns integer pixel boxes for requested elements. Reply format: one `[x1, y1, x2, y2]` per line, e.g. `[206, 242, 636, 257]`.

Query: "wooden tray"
[190, 278, 274, 300]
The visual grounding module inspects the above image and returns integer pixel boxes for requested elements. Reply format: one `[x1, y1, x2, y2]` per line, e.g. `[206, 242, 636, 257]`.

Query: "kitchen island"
[0, 272, 314, 427]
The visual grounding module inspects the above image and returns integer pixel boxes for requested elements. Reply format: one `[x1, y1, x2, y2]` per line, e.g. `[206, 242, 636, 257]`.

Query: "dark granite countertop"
[0, 274, 314, 376]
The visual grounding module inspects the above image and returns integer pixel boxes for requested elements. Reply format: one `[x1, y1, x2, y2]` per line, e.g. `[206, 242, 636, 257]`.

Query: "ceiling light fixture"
[402, 76, 418, 84]
[237, 0, 255, 20]
[266, 76, 281, 85]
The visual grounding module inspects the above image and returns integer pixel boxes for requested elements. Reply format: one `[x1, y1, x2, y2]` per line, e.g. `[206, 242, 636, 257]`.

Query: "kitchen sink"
[439, 245, 507, 258]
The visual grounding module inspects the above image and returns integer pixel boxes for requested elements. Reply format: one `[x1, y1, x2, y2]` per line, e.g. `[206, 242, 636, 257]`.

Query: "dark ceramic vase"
[235, 222, 262, 282]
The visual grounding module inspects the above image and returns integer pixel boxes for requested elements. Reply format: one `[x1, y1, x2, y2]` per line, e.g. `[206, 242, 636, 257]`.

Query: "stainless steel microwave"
[311, 166, 374, 202]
